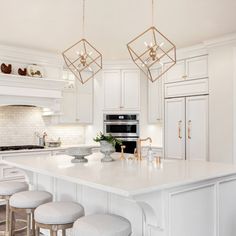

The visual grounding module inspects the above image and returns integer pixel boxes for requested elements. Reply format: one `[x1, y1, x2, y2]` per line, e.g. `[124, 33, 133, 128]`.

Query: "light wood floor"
[0, 205, 27, 236]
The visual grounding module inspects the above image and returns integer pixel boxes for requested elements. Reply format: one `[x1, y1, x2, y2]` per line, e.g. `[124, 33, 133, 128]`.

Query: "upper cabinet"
[164, 60, 186, 83]
[76, 79, 93, 124]
[60, 87, 77, 123]
[103, 69, 140, 111]
[60, 70, 93, 124]
[103, 70, 121, 111]
[148, 69, 163, 123]
[164, 55, 208, 83]
[122, 70, 140, 111]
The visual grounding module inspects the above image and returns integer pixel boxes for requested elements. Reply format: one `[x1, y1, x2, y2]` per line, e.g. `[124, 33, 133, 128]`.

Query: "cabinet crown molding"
[203, 32, 236, 48]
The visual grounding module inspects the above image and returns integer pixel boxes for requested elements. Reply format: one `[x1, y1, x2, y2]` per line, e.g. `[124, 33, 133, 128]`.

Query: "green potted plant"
[94, 132, 122, 162]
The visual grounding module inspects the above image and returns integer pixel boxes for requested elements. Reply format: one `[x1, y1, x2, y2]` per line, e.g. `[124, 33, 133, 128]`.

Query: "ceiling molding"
[204, 32, 236, 48]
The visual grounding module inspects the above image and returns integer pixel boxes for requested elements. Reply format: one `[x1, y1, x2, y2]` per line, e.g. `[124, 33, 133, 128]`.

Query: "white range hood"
[0, 73, 66, 114]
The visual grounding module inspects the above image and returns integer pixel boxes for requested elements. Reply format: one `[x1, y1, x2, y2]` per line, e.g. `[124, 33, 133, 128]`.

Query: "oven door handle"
[104, 121, 139, 125]
[117, 138, 139, 142]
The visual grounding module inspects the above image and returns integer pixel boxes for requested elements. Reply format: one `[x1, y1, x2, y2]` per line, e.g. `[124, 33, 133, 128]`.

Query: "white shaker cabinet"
[148, 69, 163, 123]
[164, 60, 186, 83]
[185, 96, 208, 161]
[122, 70, 140, 111]
[60, 73, 94, 124]
[60, 88, 77, 123]
[165, 95, 208, 160]
[103, 70, 121, 111]
[76, 79, 93, 124]
[186, 56, 208, 80]
[103, 69, 140, 111]
[164, 55, 208, 83]
[164, 98, 186, 159]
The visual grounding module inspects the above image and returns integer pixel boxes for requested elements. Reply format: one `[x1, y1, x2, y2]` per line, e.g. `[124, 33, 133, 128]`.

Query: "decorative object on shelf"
[94, 132, 122, 162]
[127, 0, 176, 82]
[27, 64, 44, 78]
[62, 0, 102, 84]
[68, 147, 92, 163]
[18, 67, 27, 76]
[1, 63, 12, 74]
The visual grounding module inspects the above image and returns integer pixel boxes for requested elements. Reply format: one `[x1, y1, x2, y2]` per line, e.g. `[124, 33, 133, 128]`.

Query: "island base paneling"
[32, 173, 144, 235]
[23, 170, 236, 236]
[3, 154, 236, 236]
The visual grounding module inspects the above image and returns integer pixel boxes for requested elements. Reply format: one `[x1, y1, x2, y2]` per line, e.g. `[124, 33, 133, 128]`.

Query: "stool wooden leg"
[5, 199, 10, 234]
[35, 225, 40, 236]
[12, 213, 16, 236]
[32, 211, 35, 236]
[62, 229, 66, 236]
[9, 209, 14, 236]
[52, 231, 57, 236]
[26, 213, 31, 236]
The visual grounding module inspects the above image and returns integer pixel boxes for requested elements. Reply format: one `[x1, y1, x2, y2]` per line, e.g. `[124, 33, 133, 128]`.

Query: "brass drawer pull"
[188, 120, 192, 139]
[178, 120, 182, 139]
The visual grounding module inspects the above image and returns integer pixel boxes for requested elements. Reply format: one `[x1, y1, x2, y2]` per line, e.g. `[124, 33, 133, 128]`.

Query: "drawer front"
[165, 78, 208, 98]
[3, 167, 25, 179]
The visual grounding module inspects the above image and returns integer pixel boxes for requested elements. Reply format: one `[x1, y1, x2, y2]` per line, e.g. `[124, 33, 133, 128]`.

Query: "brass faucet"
[136, 137, 152, 161]
[120, 145, 126, 160]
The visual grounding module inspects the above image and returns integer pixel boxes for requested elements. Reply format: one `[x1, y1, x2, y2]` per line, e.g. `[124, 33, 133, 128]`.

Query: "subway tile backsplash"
[0, 106, 85, 146]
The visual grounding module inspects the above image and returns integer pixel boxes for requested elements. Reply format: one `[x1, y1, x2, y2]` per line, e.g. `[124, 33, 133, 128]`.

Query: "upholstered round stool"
[9, 190, 53, 236]
[0, 181, 28, 234]
[34, 201, 84, 236]
[72, 214, 132, 236]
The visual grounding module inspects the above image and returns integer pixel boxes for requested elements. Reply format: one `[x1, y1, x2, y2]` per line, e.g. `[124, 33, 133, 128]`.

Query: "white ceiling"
[1, 0, 236, 59]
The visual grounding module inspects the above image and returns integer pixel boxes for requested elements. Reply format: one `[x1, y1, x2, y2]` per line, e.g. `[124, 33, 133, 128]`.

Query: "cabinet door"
[60, 89, 77, 123]
[148, 69, 163, 123]
[164, 60, 185, 83]
[186, 56, 208, 80]
[103, 70, 121, 110]
[76, 79, 93, 124]
[122, 70, 140, 111]
[164, 98, 185, 159]
[186, 96, 208, 161]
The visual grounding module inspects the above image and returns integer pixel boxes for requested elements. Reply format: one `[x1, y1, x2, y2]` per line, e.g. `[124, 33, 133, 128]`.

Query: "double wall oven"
[103, 114, 139, 153]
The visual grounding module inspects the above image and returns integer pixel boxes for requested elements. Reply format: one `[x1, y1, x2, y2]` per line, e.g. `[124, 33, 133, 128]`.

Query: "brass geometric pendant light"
[127, 0, 176, 82]
[62, 0, 102, 84]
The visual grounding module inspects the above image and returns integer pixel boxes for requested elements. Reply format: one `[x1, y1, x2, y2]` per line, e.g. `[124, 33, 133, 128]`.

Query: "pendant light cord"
[152, 0, 154, 26]
[82, 0, 85, 38]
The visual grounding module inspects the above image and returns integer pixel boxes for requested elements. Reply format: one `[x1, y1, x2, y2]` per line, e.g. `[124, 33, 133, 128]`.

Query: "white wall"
[84, 70, 163, 147]
[209, 42, 236, 163]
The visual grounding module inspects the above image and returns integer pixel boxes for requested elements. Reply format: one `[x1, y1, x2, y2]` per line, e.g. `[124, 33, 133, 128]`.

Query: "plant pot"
[100, 141, 115, 162]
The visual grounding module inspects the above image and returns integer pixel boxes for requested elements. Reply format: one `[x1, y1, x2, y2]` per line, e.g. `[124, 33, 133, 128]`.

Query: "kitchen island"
[2, 153, 236, 236]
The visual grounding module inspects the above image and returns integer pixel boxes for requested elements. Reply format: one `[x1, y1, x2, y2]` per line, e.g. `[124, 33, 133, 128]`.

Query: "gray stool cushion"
[35, 201, 84, 225]
[10, 191, 52, 209]
[72, 214, 132, 236]
[0, 181, 28, 196]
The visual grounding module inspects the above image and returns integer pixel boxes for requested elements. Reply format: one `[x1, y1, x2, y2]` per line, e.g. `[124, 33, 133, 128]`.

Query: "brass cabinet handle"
[178, 120, 182, 139]
[182, 75, 187, 79]
[188, 120, 192, 139]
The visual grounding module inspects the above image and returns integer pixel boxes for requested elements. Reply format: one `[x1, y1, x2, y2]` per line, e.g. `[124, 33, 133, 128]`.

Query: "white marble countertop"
[2, 153, 236, 197]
